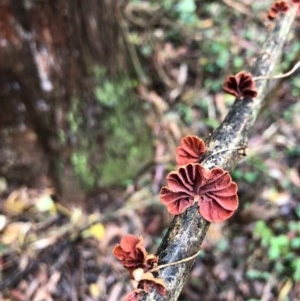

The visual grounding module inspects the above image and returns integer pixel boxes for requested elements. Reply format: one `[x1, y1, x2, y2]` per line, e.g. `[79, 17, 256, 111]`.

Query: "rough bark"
[0, 0, 152, 203]
[141, 7, 298, 301]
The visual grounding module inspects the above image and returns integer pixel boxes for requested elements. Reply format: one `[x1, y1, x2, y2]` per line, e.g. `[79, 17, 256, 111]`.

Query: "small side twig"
[253, 60, 300, 81]
[151, 249, 202, 272]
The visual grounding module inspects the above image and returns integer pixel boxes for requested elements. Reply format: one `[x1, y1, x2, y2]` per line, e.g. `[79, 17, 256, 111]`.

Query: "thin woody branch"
[253, 60, 300, 80]
[141, 6, 298, 301]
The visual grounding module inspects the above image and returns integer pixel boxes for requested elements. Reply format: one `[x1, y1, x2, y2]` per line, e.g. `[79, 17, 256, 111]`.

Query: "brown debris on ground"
[1, 1, 300, 300]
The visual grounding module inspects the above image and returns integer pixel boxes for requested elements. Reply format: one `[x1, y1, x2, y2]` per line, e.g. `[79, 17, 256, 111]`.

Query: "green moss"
[63, 67, 153, 189]
[58, 129, 66, 145]
[67, 98, 83, 134]
[71, 152, 95, 189]
[92, 67, 153, 186]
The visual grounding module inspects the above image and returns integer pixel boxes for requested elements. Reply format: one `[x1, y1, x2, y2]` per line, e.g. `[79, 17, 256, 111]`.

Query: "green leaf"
[246, 270, 270, 280]
[176, 0, 196, 14]
[244, 171, 259, 183]
[292, 258, 300, 281]
[268, 235, 289, 260]
[175, 0, 197, 24]
[254, 220, 272, 247]
[291, 237, 300, 249]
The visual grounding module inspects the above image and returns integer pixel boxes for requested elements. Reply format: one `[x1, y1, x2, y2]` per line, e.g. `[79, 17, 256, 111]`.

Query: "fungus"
[112, 235, 158, 274]
[176, 135, 206, 166]
[123, 289, 143, 301]
[267, 1, 289, 20]
[198, 167, 239, 222]
[223, 71, 257, 99]
[134, 271, 167, 296]
[113, 235, 165, 298]
[160, 163, 238, 222]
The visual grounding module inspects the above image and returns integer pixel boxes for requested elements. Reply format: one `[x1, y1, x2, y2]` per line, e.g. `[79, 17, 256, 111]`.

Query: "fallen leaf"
[0, 215, 7, 231]
[81, 223, 105, 240]
[1, 222, 32, 245]
[89, 283, 101, 298]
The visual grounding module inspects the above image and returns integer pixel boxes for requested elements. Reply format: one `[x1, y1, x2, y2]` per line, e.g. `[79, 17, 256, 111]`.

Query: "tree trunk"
[0, 0, 152, 203]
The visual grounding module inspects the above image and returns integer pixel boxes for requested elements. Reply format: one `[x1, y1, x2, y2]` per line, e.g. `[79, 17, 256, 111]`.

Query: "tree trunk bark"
[0, 0, 152, 203]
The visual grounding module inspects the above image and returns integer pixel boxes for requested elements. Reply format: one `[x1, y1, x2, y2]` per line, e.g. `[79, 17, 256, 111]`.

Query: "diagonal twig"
[141, 5, 298, 301]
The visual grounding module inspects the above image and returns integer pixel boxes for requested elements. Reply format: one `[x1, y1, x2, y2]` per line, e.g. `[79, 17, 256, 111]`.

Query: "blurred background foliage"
[0, 0, 300, 300]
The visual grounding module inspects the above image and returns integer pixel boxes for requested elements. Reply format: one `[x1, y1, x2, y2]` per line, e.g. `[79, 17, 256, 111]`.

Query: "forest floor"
[1, 1, 300, 301]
